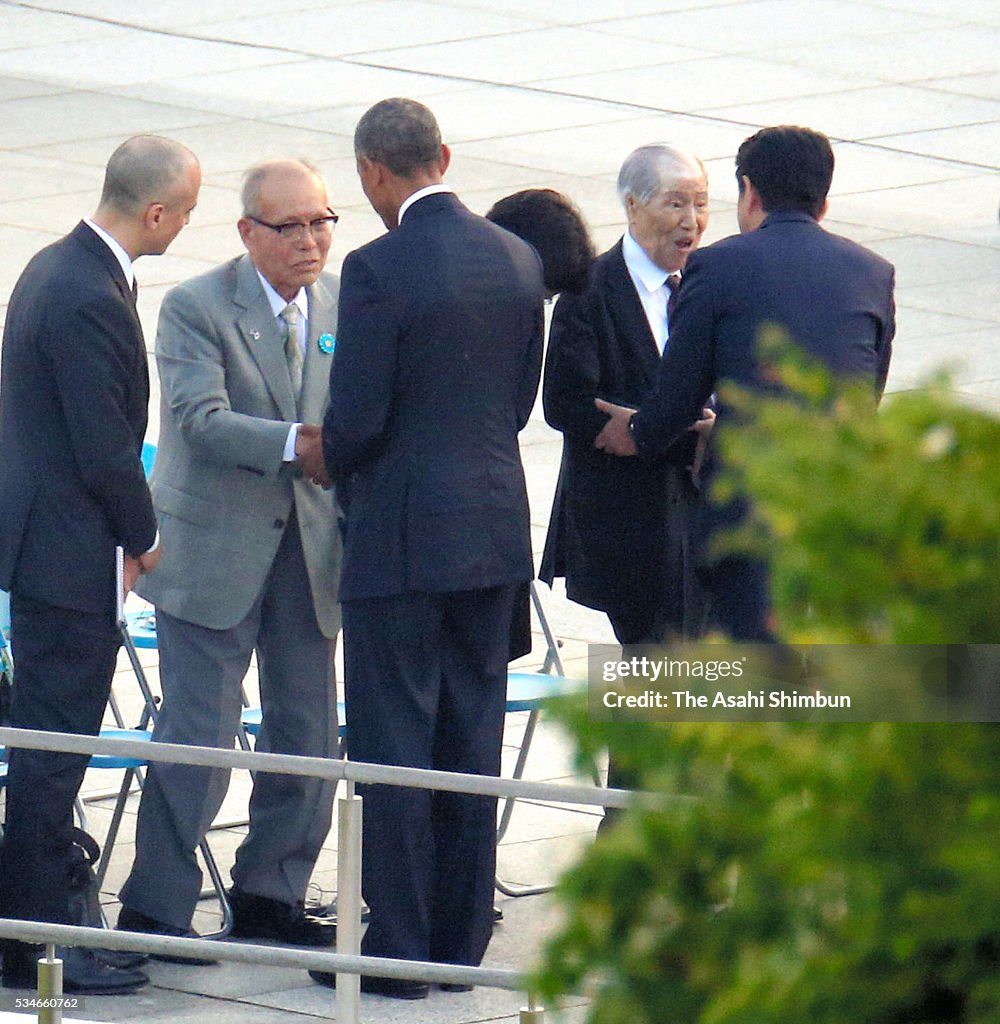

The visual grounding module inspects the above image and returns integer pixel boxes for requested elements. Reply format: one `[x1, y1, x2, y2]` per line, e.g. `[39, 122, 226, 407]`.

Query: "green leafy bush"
[533, 350, 1000, 1022]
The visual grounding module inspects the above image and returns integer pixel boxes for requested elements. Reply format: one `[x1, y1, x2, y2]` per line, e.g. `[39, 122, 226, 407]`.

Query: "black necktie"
[666, 274, 680, 324]
[130, 278, 139, 305]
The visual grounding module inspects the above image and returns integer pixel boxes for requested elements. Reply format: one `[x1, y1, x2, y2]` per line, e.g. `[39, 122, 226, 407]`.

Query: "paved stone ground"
[1, 0, 998, 1020]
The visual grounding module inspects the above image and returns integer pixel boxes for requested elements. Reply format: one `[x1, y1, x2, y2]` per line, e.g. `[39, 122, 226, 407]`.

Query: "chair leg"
[495, 585, 603, 897]
[116, 619, 235, 936]
[530, 582, 565, 676]
[93, 768, 135, 893]
[496, 709, 539, 845]
[495, 708, 558, 897]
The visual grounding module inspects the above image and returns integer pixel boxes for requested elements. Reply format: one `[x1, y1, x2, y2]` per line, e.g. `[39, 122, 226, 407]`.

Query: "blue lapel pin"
[318, 333, 336, 354]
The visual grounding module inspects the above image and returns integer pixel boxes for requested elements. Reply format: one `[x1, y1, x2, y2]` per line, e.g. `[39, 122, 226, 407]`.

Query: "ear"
[145, 202, 166, 231]
[816, 197, 829, 223]
[741, 176, 762, 216]
[356, 154, 381, 187]
[438, 143, 451, 177]
[237, 217, 254, 247]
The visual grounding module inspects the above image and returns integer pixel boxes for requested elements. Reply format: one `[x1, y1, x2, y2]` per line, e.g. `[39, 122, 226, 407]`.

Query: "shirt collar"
[256, 270, 308, 320]
[398, 183, 454, 224]
[84, 218, 134, 288]
[622, 229, 671, 294]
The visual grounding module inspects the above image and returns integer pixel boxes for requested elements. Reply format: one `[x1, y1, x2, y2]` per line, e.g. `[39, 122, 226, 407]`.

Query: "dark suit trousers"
[706, 555, 776, 643]
[0, 593, 119, 924]
[343, 584, 518, 967]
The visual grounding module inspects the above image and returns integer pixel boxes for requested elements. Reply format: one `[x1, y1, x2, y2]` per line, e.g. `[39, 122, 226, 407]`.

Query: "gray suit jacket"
[138, 254, 341, 635]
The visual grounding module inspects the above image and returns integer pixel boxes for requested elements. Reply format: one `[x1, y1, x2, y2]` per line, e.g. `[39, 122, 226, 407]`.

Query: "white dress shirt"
[84, 218, 135, 289]
[622, 229, 680, 354]
[398, 183, 455, 224]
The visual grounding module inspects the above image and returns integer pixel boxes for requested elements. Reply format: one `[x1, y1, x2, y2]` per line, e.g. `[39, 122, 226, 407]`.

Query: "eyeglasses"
[248, 207, 339, 241]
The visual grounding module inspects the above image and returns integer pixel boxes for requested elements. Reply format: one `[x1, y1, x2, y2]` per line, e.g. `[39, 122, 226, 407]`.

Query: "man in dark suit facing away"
[0, 135, 201, 993]
[594, 126, 895, 641]
[315, 98, 545, 1000]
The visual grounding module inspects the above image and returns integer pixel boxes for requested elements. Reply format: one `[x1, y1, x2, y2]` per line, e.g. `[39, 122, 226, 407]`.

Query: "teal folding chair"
[496, 583, 592, 896]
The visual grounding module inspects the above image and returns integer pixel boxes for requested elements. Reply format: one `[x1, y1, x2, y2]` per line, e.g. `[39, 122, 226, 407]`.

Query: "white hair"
[616, 144, 706, 208]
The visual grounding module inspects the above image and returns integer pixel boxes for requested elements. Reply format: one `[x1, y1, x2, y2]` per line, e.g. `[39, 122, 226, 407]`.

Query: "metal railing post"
[37, 943, 63, 1024]
[520, 992, 545, 1022]
[336, 778, 363, 1024]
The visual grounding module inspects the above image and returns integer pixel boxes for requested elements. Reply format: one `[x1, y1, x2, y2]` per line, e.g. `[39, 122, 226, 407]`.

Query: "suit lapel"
[300, 275, 337, 424]
[605, 241, 662, 387]
[73, 221, 144, 336]
[233, 255, 297, 420]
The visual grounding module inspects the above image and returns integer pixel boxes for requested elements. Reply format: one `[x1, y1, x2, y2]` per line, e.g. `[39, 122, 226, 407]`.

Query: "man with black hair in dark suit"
[594, 126, 895, 641]
[0, 135, 201, 993]
[315, 97, 545, 1000]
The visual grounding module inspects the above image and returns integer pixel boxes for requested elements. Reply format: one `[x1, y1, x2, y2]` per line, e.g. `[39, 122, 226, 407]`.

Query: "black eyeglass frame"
[247, 207, 340, 237]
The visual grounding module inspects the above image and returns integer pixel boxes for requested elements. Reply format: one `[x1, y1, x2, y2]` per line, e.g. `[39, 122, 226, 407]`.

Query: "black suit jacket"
[322, 192, 545, 602]
[633, 211, 895, 455]
[540, 240, 698, 620]
[0, 221, 156, 614]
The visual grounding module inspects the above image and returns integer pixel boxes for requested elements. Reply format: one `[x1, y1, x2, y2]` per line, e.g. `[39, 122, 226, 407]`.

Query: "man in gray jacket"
[118, 159, 342, 950]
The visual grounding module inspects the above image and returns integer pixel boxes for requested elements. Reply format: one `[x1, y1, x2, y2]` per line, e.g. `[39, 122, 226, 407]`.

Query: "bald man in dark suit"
[0, 135, 201, 993]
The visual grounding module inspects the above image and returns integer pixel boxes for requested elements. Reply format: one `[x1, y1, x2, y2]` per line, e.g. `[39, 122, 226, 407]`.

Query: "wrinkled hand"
[296, 424, 331, 487]
[593, 398, 638, 457]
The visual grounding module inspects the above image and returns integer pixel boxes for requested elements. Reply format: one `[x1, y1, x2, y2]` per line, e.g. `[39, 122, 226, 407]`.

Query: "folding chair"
[496, 582, 593, 897]
[240, 702, 348, 755]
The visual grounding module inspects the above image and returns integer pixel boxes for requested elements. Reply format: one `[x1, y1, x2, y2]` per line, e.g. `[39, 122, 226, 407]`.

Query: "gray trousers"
[119, 520, 337, 929]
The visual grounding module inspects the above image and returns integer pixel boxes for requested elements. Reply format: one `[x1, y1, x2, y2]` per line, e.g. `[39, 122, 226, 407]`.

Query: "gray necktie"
[279, 302, 303, 405]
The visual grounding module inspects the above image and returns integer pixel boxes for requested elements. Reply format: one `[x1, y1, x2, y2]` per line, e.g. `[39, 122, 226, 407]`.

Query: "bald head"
[240, 158, 325, 219]
[92, 135, 201, 260]
[98, 135, 199, 218]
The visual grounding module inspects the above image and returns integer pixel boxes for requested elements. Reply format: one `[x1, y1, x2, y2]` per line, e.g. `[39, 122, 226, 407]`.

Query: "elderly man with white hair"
[540, 142, 711, 650]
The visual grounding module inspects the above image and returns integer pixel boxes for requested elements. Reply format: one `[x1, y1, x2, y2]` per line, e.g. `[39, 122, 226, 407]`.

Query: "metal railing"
[0, 725, 684, 1023]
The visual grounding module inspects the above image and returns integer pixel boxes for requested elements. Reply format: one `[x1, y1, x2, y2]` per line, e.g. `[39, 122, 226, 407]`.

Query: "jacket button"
[273, 518, 285, 529]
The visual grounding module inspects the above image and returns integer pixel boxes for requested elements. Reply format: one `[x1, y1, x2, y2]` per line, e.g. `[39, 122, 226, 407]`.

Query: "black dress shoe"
[2, 942, 148, 994]
[93, 947, 149, 969]
[309, 969, 430, 1000]
[229, 887, 336, 946]
[117, 906, 218, 965]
